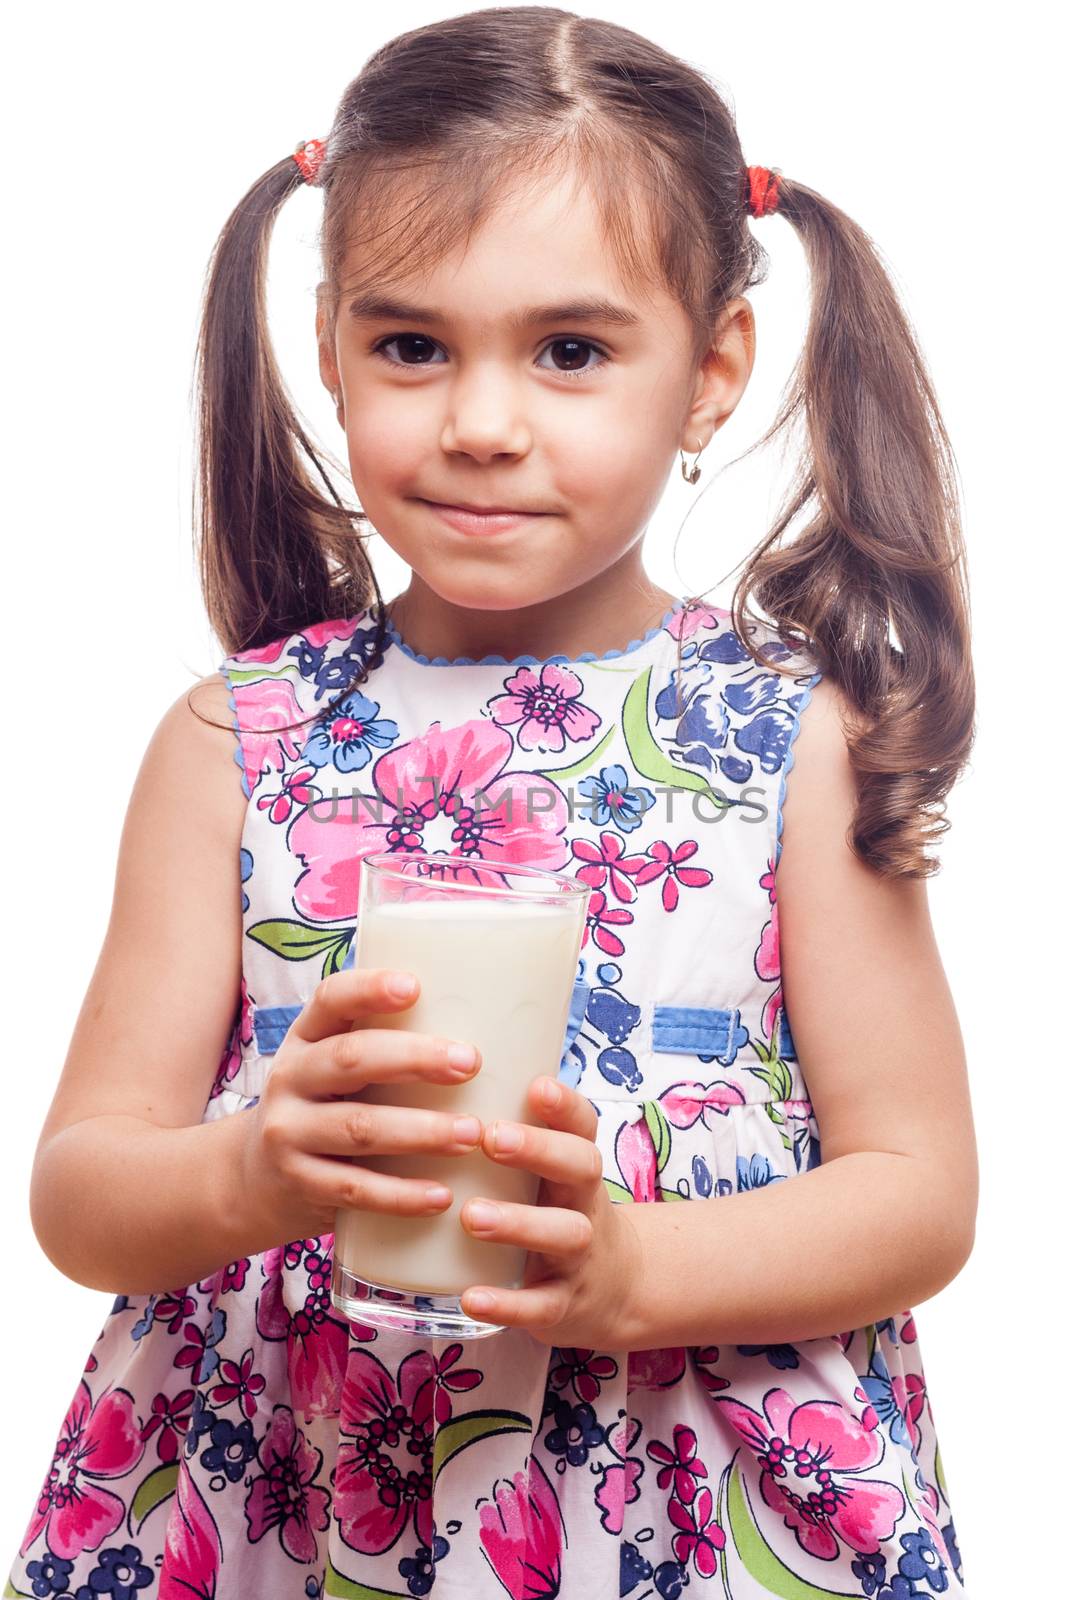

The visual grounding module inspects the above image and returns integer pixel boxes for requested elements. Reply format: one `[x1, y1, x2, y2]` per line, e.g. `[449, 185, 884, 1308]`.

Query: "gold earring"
[680, 432, 711, 484]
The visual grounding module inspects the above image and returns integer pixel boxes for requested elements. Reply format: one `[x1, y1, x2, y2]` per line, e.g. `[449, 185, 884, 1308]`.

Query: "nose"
[439, 365, 532, 462]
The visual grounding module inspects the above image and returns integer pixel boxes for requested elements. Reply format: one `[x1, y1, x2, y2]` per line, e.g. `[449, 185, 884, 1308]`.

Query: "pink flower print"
[209, 1347, 266, 1419]
[478, 1455, 566, 1599]
[210, 978, 255, 1100]
[614, 1117, 658, 1203]
[288, 719, 570, 922]
[691, 1346, 730, 1395]
[159, 1463, 222, 1600]
[21, 1381, 145, 1560]
[173, 1310, 225, 1385]
[153, 1292, 198, 1336]
[647, 1425, 708, 1504]
[760, 855, 777, 905]
[256, 1239, 363, 1420]
[431, 1341, 484, 1424]
[713, 1386, 906, 1561]
[236, 676, 306, 793]
[756, 901, 779, 982]
[303, 616, 366, 649]
[584, 889, 633, 957]
[334, 1347, 437, 1555]
[257, 762, 319, 825]
[244, 1404, 329, 1563]
[899, 1309, 917, 1344]
[659, 1081, 746, 1129]
[141, 1388, 195, 1464]
[631, 839, 712, 912]
[667, 600, 721, 642]
[594, 1416, 644, 1534]
[627, 1347, 686, 1390]
[549, 1349, 619, 1404]
[571, 831, 644, 905]
[486, 662, 602, 754]
[668, 1485, 727, 1578]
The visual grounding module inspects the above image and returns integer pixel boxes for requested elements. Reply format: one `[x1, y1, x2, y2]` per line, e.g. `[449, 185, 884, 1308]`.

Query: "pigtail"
[733, 178, 975, 878]
[192, 150, 387, 668]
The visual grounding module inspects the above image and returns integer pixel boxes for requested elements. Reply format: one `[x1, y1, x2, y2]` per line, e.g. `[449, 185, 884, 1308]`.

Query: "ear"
[682, 296, 755, 452]
[315, 283, 345, 425]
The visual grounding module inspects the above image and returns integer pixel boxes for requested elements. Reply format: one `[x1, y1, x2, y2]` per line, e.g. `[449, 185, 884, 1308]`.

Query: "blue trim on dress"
[774, 670, 824, 869]
[218, 660, 252, 801]
[253, 1004, 303, 1055]
[651, 1004, 749, 1065]
[381, 600, 688, 668]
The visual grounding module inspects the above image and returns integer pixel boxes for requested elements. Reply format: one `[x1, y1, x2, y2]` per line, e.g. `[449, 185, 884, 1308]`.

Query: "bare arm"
[28, 675, 265, 1291]
[619, 677, 980, 1348]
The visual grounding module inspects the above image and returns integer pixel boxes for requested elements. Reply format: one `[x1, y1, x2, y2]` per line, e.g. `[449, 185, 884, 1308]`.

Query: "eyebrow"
[346, 293, 642, 330]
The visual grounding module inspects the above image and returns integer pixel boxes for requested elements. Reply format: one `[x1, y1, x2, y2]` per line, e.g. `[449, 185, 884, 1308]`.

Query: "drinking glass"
[330, 851, 591, 1339]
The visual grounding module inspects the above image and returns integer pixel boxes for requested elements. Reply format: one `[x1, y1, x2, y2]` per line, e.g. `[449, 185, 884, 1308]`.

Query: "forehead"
[329, 153, 676, 324]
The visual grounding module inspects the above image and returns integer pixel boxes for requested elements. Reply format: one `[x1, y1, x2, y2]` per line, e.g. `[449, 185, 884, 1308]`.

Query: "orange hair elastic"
[746, 165, 782, 218]
[293, 138, 328, 186]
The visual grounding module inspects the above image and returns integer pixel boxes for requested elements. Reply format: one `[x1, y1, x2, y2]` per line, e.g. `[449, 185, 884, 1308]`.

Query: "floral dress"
[8, 598, 968, 1600]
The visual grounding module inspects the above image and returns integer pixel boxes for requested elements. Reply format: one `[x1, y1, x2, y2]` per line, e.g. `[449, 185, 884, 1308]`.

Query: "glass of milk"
[330, 851, 591, 1340]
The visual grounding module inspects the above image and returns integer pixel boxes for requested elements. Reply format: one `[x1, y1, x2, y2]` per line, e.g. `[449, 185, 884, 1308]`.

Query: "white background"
[2, 3, 1060, 1591]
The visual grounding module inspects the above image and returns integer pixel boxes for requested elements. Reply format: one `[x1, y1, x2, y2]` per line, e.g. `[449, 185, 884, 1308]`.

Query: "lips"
[420, 499, 546, 537]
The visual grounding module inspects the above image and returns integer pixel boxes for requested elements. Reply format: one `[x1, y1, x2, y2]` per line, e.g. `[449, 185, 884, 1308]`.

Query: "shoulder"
[777, 676, 867, 871]
[134, 673, 249, 846]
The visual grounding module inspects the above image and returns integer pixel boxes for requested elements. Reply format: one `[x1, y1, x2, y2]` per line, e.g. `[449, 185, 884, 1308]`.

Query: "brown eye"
[373, 333, 442, 366]
[538, 338, 608, 380]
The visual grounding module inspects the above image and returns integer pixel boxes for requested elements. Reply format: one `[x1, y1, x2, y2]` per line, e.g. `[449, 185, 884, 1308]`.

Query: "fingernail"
[447, 1043, 478, 1070]
[541, 1078, 562, 1107]
[388, 972, 418, 999]
[491, 1121, 521, 1153]
[465, 1200, 500, 1232]
[452, 1116, 482, 1146]
[466, 1290, 496, 1315]
[425, 1185, 452, 1208]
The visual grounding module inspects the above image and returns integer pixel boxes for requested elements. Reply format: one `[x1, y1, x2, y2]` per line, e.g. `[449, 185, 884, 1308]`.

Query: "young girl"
[9, 8, 979, 1598]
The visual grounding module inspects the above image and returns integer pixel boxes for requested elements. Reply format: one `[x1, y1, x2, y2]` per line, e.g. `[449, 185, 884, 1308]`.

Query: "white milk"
[334, 895, 584, 1296]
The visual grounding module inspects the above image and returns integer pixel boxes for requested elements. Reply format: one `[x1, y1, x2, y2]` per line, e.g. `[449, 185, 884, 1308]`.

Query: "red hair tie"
[746, 165, 782, 218]
[293, 138, 328, 186]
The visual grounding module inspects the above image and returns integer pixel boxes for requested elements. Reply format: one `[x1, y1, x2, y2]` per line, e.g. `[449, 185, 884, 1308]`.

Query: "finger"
[300, 1027, 481, 1098]
[460, 1197, 593, 1256]
[481, 1118, 603, 1187]
[296, 1154, 457, 1216]
[460, 1280, 570, 1331]
[293, 967, 422, 1045]
[295, 1099, 484, 1160]
[527, 1076, 599, 1143]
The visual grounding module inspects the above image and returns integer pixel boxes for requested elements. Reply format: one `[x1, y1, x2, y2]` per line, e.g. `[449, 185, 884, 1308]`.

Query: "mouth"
[418, 499, 549, 536]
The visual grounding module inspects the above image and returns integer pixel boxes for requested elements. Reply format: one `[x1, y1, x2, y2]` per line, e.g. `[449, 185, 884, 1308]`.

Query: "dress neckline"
[380, 598, 689, 669]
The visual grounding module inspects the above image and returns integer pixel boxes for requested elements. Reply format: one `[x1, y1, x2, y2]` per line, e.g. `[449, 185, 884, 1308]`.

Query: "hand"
[238, 968, 485, 1246]
[458, 1077, 644, 1350]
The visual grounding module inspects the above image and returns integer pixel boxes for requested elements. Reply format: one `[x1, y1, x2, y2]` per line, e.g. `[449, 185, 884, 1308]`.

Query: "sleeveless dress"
[7, 598, 969, 1600]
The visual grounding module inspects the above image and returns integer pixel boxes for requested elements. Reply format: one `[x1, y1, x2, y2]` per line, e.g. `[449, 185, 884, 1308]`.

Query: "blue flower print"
[737, 1342, 801, 1371]
[72, 1543, 153, 1600]
[653, 1559, 687, 1599]
[303, 690, 399, 774]
[184, 1391, 218, 1458]
[577, 763, 656, 833]
[202, 1416, 257, 1482]
[692, 1154, 713, 1197]
[898, 1527, 949, 1592]
[851, 1551, 887, 1595]
[398, 1533, 450, 1596]
[543, 1396, 606, 1466]
[733, 705, 804, 776]
[621, 1542, 653, 1595]
[672, 691, 755, 784]
[240, 847, 253, 913]
[941, 1519, 963, 1581]
[857, 1347, 913, 1449]
[736, 1153, 787, 1192]
[25, 1552, 74, 1596]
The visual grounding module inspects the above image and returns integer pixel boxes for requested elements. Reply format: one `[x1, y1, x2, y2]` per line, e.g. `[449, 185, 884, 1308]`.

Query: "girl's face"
[318, 161, 754, 657]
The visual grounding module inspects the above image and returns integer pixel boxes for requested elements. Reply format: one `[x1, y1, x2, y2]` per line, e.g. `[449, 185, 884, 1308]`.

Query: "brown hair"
[192, 4, 974, 879]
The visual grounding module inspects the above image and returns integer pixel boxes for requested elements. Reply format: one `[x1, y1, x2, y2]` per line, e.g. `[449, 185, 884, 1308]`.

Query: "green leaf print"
[539, 723, 617, 784]
[433, 1408, 532, 1482]
[603, 1177, 635, 1204]
[247, 918, 353, 980]
[127, 1462, 179, 1533]
[934, 1438, 950, 1503]
[621, 667, 731, 803]
[225, 665, 299, 686]
[642, 1099, 672, 1171]
[325, 1564, 410, 1599]
[724, 1454, 858, 1597]
[4, 1579, 33, 1598]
